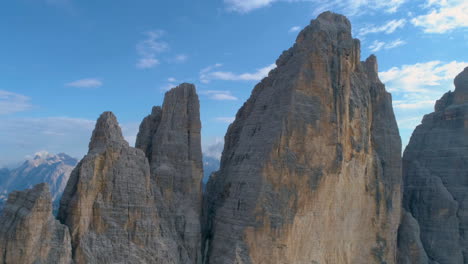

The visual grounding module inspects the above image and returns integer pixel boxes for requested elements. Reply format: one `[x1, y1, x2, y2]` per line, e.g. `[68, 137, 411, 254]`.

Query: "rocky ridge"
[398, 67, 468, 264]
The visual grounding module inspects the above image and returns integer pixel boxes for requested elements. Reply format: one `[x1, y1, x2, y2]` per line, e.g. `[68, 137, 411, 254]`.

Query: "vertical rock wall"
[398, 67, 468, 264]
[204, 11, 402, 264]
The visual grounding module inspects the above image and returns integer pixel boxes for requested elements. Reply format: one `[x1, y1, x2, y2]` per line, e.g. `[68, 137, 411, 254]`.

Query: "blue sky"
[1, 0, 467, 166]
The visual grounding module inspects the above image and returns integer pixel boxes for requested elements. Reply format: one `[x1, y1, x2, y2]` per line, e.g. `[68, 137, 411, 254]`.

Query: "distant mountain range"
[0, 152, 78, 211]
[0, 151, 220, 212]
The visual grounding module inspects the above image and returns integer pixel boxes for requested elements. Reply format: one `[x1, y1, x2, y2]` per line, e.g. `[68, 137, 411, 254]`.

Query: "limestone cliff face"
[58, 112, 188, 264]
[204, 12, 402, 264]
[398, 67, 468, 264]
[136, 83, 203, 264]
[0, 183, 72, 264]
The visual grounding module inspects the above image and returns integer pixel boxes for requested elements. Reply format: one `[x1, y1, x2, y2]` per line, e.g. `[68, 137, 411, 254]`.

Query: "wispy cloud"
[369, 38, 406, 52]
[215, 117, 235, 123]
[380, 61, 467, 94]
[411, 0, 468, 33]
[171, 54, 188, 63]
[0, 90, 32, 115]
[199, 90, 238, 101]
[289, 26, 301, 33]
[202, 138, 224, 160]
[65, 78, 102, 88]
[200, 63, 276, 83]
[224, 0, 406, 15]
[136, 30, 169, 69]
[224, 0, 275, 13]
[358, 19, 406, 36]
[380, 60, 467, 148]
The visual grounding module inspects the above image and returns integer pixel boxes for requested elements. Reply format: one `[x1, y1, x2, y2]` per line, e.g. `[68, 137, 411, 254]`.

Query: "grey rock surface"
[399, 67, 468, 264]
[58, 111, 188, 264]
[136, 83, 203, 264]
[204, 11, 401, 264]
[0, 183, 72, 264]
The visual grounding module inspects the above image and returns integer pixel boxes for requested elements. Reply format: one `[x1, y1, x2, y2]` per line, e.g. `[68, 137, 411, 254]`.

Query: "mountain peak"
[88, 111, 127, 152]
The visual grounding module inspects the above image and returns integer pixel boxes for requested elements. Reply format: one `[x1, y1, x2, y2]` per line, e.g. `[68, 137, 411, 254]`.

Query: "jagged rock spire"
[136, 82, 203, 264]
[0, 183, 72, 264]
[88, 111, 127, 152]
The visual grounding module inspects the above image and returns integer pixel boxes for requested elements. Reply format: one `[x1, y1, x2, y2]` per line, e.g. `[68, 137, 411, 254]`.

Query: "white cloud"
[136, 30, 169, 69]
[0, 90, 32, 115]
[380, 60, 467, 149]
[224, 0, 275, 13]
[412, 0, 468, 33]
[369, 41, 385, 52]
[172, 54, 188, 63]
[224, 0, 406, 15]
[168, 77, 177, 82]
[203, 138, 224, 160]
[289, 26, 301, 33]
[393, 100, 436, 110]
[380, 61, 467, 94]
[369, 39, 406, 52]
[358, 19, 406, 36]
[215, 117, 235, 123]
[65, 78, 102, 88]
[200, 63, 276, 83]
[200, 90, 238, 101]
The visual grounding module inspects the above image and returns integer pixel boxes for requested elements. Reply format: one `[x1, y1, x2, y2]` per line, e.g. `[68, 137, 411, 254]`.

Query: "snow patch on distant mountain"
[0, 152, 78, 212]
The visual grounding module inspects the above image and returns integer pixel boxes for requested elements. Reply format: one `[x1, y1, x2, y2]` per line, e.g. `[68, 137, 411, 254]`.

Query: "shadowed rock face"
[58, 111, 189, 264]
[0, 183, 72, 264]
[398, 67, 468, 264]
[136, 83, 203, 264]
[203, 11, 401, 264]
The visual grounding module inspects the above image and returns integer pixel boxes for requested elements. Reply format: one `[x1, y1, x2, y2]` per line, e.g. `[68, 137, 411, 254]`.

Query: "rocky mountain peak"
[454, 66, 468, 104]
[0, 183, 72, 264]
[203, 11, 401, 264]
[136, 82, 203, 264]
[88, 111, 127, 152]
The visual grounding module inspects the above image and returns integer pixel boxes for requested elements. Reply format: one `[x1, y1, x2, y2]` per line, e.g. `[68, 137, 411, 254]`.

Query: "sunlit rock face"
[398, 67, 468, 264]
[203, 11, 402, 264]
[0, 183, 72, 264]
[136, 83, 204, 264]
[58, 112, 189, 264]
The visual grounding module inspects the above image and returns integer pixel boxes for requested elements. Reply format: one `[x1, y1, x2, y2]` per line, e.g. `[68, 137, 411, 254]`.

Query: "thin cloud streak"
[0, 90, 33, 115]
[65, 78, 102, 88]
[200, 63, 276, 83]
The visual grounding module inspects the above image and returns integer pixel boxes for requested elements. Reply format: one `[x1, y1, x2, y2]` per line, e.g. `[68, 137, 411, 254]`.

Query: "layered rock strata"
[136, 83, 203, 264]
[0, 183, 72, 264]
[58, 112, 188, 264]
[204, 11, 402, 264]
[398, 67, 468, 264]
